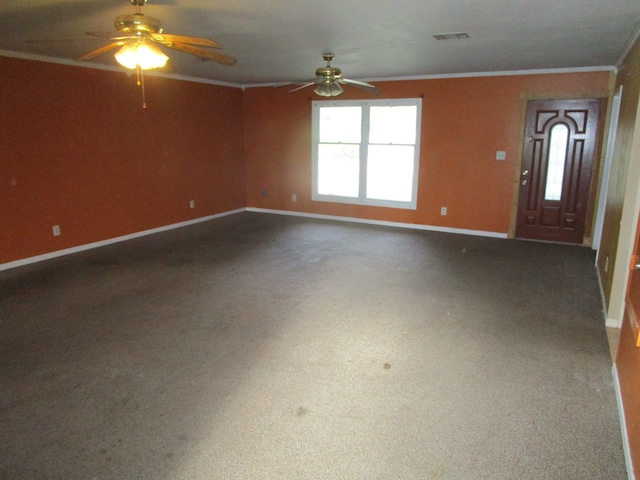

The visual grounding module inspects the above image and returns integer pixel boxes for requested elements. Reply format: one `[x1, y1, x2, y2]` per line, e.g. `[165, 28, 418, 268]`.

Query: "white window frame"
[311, 98, 422, 210]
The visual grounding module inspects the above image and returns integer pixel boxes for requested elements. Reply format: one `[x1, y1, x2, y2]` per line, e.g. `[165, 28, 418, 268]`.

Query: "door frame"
[508, 92, 610, 244]
[594, 86, 623, 251]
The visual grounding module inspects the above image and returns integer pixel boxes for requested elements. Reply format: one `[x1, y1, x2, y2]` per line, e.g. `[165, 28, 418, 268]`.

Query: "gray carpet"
[0, 212, 626, 479]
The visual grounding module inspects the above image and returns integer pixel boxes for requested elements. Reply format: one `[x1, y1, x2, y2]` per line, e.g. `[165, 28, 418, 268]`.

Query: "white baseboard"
[0, 208, 245, 272]
[596, 261, 610, 321]
[247, 208, 509, 239]
[0, 207, 531, 272]
[607, 317, 624, 329]
[595, 258, 623, 328]
[613, 364, 636, 480]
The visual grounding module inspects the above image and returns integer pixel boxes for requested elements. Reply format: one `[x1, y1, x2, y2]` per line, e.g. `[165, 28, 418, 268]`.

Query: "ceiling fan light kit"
[114, 37, 168, 70]
[314, 80, 344, 97]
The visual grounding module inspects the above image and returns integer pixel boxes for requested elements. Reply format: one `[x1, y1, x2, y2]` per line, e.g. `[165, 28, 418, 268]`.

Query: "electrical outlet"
[262, 190, 267, 197]
[52, 225, 61, 236]
[441, 207, 447, 216]
[292, 194, 297, 202]
[189, 200, 195, 209]
[496, 151, 506, 160]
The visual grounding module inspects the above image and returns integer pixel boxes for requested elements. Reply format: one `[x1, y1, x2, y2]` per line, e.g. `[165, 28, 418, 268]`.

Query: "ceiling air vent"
[432, 32, 470, 40]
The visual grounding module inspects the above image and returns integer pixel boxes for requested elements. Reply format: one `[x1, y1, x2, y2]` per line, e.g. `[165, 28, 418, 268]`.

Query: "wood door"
[516, 99, 600, 243]
[624, 209, 640, 347]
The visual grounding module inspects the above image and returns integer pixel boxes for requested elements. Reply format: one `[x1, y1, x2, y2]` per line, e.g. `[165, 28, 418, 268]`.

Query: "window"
[312, 98, 422, 209]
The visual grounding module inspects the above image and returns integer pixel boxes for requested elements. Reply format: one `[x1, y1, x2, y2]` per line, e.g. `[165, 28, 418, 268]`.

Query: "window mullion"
[360, 104, 370, 201]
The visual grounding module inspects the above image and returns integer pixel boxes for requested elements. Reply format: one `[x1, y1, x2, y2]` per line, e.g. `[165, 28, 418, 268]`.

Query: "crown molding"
[0, 49, 244, 89]
[241, 65, 616, 90]
[616, 21, 640, 68]
[1, 49, 616, 91]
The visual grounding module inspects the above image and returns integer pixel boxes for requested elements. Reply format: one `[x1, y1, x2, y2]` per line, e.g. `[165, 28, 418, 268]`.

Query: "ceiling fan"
[44, 0, 237, 108]
[78, 0, 236, 70]
[290, 53, 379, 97]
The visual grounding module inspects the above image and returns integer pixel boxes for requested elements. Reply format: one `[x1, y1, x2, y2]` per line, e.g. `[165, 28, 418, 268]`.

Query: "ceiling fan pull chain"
[136, 64, 147, 109]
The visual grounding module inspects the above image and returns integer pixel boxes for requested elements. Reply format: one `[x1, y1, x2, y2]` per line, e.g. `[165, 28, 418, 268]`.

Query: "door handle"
[522, 180, 528, 186]
[522, 170, 529, 176]
[526, 136, 533, 142]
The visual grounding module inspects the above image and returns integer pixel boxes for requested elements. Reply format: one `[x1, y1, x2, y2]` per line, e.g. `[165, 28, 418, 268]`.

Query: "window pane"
[318, 144, 360, 197]
[544, 124, 569, 201]
[366, 145, 414, 202]
[369, 106, 417, 145]
[319, 106, 362, 143]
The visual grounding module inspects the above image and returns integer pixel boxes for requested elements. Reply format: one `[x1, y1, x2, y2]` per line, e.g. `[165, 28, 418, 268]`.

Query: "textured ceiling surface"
[1, 0, 639, 86]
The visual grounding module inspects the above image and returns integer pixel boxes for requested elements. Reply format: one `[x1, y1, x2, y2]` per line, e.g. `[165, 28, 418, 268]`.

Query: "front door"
[515, 99, 600, 244]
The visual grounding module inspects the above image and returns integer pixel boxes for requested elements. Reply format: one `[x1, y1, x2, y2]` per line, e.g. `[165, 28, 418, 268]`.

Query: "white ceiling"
[1, 0, 639, 87]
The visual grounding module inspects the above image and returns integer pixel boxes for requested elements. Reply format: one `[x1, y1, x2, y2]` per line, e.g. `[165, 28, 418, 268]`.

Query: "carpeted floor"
[0, 212, 627, 479]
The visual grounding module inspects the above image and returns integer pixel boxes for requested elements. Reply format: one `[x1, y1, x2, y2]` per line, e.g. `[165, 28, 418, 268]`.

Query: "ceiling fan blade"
[289, 81, 318, 92]
[340, 78, 380, 94]
[78, 41, 126, 61]
[150, 33, 221, 48]
[85, 31, 138, 41]
[164, 42, 236, 65]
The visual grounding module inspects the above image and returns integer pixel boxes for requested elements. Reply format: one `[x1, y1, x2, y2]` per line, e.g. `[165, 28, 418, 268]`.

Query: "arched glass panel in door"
[544, 123, 569, 201]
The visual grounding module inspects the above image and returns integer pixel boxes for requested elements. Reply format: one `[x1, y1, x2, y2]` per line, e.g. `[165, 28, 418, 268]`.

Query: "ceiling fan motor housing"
[316, 66, 342, 80]
[115, 14, 163, 34]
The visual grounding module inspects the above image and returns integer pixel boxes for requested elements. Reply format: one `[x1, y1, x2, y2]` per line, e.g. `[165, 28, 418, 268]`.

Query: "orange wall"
[244, 72, 610, 233]
[0, 56, 245, 265]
